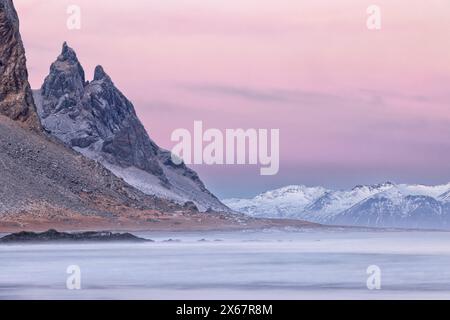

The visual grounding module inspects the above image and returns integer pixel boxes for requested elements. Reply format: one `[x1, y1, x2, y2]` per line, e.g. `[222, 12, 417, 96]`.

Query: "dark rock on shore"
[0, 229, 151, 243]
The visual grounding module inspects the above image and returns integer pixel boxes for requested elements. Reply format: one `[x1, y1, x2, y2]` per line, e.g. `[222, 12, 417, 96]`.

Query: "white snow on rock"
[224, 182, 450, 229]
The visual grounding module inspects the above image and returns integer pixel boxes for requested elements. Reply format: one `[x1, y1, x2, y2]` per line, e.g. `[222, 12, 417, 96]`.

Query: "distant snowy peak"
[255, 185, 328, 202]
[223, 182, 450, 229]
[334, 193, 449, 229]
[225, 185, 328, 219]
[303, 184, 393, 220]
[352, 181, 395, 191]
[399, 183, 450, 198]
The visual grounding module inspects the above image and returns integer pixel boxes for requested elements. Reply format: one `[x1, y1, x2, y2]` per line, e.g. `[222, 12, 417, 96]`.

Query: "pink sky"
[15, 0, 450, 197]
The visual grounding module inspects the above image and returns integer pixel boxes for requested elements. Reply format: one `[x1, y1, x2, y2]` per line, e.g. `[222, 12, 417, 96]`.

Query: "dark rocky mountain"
[34, 43, 228, 212]
[0, 0, 194, 231]
[36, 44, 165, 180]
[0, 0, 40, 130]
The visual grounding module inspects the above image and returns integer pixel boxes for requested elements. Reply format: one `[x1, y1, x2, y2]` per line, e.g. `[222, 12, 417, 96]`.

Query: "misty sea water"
[1, 229, 450, 299]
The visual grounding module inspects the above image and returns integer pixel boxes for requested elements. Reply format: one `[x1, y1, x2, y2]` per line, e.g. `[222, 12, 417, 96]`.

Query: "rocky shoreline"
[0, 229, 150, 243]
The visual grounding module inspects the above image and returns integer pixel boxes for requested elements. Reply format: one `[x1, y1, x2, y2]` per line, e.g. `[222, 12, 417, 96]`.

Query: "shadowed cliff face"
[0, 0, 41, 130]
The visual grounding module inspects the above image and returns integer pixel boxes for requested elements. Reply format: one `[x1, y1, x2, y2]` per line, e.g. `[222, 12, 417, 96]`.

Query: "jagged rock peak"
[0, 0, 42, 130]
[59, 41, 79, 63]
[55, 41, 85, 83]
[93, 65, 111, 82]
[40, 41, 86, 102]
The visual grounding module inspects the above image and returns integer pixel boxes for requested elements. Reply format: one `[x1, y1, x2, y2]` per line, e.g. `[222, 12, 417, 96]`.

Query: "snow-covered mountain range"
[223, 182, 450, 229]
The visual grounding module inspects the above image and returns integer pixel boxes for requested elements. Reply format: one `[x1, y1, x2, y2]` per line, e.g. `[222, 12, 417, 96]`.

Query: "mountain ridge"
[224, 182, 450, 229]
